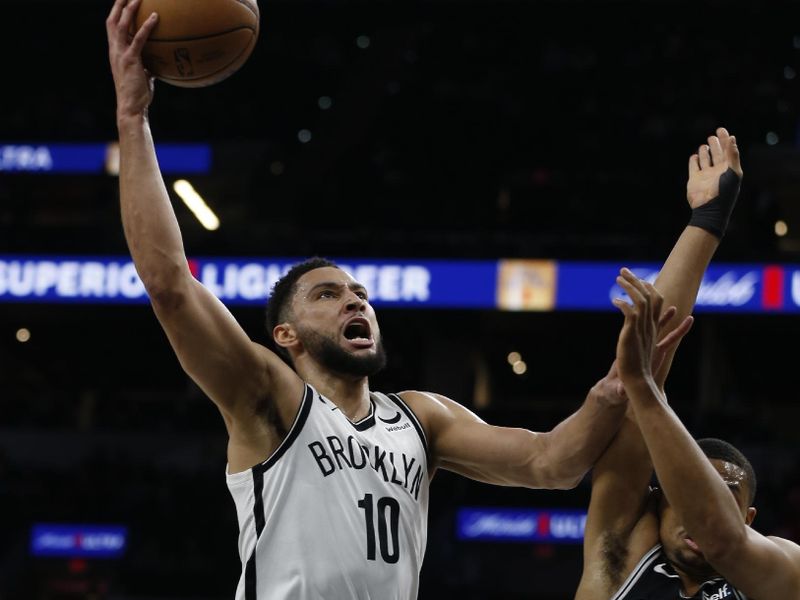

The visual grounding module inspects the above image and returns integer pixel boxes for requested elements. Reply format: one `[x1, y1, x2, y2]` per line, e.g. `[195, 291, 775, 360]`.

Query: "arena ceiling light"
[173, 180, 220, 231]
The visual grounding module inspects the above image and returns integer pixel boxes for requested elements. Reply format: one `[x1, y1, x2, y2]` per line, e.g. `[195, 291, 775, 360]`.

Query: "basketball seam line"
[235, 0, 259, 19]
[147, 25, 257, 44]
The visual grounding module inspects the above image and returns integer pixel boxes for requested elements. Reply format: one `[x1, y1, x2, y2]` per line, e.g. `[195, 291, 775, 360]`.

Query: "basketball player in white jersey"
[107, 2, 643, 598]
[575, 132, 800, 598]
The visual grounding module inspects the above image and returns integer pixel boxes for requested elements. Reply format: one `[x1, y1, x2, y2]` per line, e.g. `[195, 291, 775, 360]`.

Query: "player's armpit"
[707, 530, 800, 597]
[149, 270, 304, 434]
[578, 410, 660, 599]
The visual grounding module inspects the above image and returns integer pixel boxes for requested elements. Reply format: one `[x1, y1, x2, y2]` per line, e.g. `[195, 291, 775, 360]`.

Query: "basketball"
[133, 0, 259, 88]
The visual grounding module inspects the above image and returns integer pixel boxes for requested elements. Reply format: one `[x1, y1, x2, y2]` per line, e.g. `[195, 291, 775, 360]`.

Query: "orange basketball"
[133, 0, 259, 88]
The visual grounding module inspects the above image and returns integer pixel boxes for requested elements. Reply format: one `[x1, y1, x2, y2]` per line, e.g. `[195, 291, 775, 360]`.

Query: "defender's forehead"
[709, 458, 748, 494]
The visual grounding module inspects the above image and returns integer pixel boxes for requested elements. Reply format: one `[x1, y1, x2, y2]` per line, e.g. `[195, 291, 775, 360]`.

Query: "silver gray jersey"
[226, 384, 430, 600]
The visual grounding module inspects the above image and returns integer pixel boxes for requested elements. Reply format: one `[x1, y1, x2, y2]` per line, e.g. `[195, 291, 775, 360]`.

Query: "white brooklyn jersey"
[226, 383, 430, 600]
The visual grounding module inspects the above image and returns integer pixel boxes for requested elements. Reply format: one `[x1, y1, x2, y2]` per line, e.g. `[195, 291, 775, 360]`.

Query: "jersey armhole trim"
[388, 393, 430, 463]
[610, 544, 663, 600]
[253, 383, 314, 476]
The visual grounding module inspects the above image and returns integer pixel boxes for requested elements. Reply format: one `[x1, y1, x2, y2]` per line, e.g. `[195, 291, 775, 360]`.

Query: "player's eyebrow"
[307, 281, 367, 295]
[349, 282, 368, 294]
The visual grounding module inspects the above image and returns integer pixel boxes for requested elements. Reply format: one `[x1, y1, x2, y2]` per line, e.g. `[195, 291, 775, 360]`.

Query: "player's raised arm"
[106, 0, 301, 457]
[615, 271, 800, 598]
[575, 127, 744, 598]
[651, 126, 742, 387]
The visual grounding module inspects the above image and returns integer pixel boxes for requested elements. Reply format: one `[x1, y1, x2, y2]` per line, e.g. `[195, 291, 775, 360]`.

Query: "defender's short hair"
[697, 437, 757, 505]
[264, 257, 339, 362]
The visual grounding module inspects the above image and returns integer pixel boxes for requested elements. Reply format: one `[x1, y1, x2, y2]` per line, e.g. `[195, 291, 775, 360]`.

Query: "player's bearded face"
[657, 459, 752, 582]
[658, 497, 717, 580]
[297, 324, 387, 377]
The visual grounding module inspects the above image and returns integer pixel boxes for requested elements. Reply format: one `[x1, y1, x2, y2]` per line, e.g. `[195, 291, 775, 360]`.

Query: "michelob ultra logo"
[0, 145, 53, 171]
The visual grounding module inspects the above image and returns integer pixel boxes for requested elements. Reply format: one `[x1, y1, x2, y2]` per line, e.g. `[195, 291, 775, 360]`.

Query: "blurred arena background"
[1, 0, 800, 598]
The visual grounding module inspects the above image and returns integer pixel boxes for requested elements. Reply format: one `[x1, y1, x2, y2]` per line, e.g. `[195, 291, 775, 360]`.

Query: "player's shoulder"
[764, 534, 800, 557]
[396, 389, 448, 403]
[395, 390, 484, 435]
[755, 534, 800, 590]
[393, 390, 454, 432]
[395, 390, 455, 417]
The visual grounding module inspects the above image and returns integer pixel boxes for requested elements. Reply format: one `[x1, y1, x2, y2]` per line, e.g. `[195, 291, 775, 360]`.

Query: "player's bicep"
[150, 274, 288, 417]
[418, 393, 553, 487]
[585, 413, 653, 536]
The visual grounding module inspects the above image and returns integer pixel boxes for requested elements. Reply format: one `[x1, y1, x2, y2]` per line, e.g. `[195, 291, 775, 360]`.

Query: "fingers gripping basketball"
[133, 0, 259, 88]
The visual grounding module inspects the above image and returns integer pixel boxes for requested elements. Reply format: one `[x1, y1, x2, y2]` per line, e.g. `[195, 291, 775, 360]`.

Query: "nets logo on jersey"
[308, 435, 424, 501]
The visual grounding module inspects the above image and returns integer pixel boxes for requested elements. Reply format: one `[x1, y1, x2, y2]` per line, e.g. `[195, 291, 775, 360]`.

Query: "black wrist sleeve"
[688, 168, 741, 239]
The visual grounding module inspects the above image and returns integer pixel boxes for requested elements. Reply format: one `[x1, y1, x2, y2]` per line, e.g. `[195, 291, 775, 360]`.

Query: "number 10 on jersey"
[357, 493, 400, 563]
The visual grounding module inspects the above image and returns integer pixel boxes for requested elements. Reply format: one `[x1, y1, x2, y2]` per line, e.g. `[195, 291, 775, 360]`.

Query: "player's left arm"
[401, 387, 627, 490]
[627, 388, 800, 596]
[615, 270, 800, 598]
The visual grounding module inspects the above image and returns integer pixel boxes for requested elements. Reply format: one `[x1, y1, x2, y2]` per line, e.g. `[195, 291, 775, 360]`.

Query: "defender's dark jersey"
[611, 545, 749, 600]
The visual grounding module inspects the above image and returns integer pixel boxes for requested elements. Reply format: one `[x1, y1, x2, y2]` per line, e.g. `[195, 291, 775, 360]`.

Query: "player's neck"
[300, 366, 371, 422]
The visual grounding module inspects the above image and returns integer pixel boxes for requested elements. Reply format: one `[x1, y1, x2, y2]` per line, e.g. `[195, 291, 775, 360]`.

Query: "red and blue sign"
[30, 524, 127, 558]
[457, 508, 586, 543]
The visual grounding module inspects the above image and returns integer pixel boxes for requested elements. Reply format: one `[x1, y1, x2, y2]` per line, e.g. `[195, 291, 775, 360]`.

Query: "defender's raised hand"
[686, 127, 743, 238]
[106, 0, 159, 119]
[612, 268, 694, 387]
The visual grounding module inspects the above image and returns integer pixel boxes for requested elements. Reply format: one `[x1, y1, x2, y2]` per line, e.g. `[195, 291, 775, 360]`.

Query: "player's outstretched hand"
[612, 268, 694, 387]
[686, 127, 743, 209]
[106, 0, 159, 119]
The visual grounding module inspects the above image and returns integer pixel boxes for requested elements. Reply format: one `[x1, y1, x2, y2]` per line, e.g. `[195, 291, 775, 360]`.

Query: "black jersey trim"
[245, 468, 266, 600]
[253, 384, 314, 475]
[610, 544, 663, 600]
[245, 551, 257, 600]
[388, 393, 430, 462]
[316, 389, 377, 431]
[352, 398, 376, 431]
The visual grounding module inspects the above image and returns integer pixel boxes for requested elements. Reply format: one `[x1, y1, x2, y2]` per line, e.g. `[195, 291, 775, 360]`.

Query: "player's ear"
[273, 322, 298, 351]
[745, 506, 757, 526]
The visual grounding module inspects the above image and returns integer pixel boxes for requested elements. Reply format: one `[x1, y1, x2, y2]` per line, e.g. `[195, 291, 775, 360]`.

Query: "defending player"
[573, 126, 800, 597]
[107, 1, 633, 597]
[604, 269, 800, 598]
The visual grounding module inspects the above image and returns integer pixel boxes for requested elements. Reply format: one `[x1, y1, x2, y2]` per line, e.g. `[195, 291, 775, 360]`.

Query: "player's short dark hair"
[697, 437, 757, 505]
[264, 257, 339, 362]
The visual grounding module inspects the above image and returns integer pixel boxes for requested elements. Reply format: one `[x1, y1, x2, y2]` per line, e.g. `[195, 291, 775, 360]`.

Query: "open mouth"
[343, 318, 373, 347]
